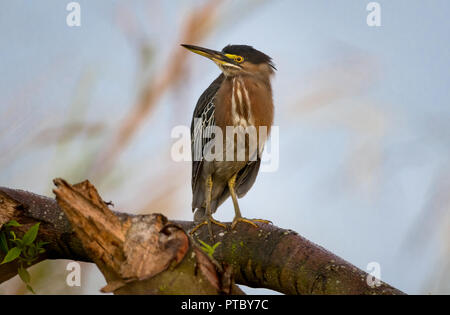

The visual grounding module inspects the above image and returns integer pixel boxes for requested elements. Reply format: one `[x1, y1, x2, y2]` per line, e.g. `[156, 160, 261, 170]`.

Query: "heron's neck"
[228, 75, 273, 129]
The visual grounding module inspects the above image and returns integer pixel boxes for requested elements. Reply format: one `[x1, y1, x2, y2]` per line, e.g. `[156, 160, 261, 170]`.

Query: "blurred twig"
[32, 122, 105, 145]
[91, 0, 224, 178]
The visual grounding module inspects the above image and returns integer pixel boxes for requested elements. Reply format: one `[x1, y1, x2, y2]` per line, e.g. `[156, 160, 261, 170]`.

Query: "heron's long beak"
[181, 44, 241, 69]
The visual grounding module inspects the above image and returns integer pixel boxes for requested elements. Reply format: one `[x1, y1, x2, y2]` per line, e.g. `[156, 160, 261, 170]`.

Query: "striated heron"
[181, 44, 276, 239]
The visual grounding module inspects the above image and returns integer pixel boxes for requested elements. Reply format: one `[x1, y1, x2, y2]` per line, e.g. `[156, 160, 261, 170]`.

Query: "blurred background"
[0, 0, 449, 294]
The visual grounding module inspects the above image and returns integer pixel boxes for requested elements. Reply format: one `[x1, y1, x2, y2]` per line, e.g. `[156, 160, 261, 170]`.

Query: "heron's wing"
[191, 74, 224, 197]
[235, 157, 262, 198]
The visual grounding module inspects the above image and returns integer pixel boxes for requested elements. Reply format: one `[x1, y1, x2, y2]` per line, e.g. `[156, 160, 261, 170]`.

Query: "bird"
[181, 44, 275, 239]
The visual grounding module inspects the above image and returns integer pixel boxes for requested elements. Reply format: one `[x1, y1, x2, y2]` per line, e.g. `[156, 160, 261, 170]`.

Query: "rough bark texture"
[0, 181, 405, 295]
[181, 221, 401, 294]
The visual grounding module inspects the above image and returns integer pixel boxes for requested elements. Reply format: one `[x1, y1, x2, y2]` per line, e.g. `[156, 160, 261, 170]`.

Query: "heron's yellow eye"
[224, 53, 244, 64]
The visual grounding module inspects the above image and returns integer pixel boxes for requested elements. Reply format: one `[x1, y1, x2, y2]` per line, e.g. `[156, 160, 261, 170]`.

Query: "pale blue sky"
[0, 0, 449, 294]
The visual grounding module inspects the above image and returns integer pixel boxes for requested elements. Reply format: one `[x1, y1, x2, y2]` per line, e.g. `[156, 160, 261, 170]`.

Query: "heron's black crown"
[222, 45, 276, 69]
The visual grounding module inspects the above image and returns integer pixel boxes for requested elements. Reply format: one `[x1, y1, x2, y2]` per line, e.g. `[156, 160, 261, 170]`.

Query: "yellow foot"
[230, 217, 272, 230]
[252, 219, 272, 225]
[189, 217, 227, 235]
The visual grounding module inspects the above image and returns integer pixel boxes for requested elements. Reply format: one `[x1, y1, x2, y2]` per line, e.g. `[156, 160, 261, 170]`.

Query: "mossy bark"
[0, 183, 404, 295]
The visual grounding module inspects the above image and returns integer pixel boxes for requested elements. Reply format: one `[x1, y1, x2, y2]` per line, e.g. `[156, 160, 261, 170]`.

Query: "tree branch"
[0, 181, 405, 295]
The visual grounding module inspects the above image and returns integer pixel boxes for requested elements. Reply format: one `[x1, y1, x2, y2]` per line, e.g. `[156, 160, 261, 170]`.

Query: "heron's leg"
[205, 174, 214, 239]
[190, 175, 226, 239]
[228, 173, 243, 218]
[228, 173, 272, 229]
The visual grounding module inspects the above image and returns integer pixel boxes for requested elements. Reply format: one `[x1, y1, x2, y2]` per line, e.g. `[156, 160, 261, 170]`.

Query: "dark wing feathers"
[191, 74, 224, 192]
[235, 158, 261, 198]
[191, 73, 262, 211]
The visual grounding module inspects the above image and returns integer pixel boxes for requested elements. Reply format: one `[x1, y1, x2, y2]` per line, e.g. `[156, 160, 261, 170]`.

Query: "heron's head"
[182, 44, 276, 78]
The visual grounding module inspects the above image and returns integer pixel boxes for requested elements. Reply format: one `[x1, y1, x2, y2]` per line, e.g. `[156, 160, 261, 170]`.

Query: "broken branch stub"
[52, 178, 189, 292]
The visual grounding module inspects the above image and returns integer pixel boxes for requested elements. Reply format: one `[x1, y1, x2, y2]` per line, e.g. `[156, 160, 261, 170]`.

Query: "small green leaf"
[0, 232, 8, 253]
[1, 247, 21, 264]
[11, 238, 23, 248]
[22, 223, 40, 246]
[197, 240, 221, 258]
[18, 265, 31, 283]
[10, 231, 16, 241]
[26, 284, 35, 294]
[197, 239, 212, 250]
[26, 246, 36, 257]
[5, 220, 21, 227]
[199, 240, 220, 250]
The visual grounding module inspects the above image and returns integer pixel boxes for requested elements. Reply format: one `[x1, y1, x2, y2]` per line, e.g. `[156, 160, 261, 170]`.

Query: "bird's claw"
[189, 217, 227, 236]
[230, 217, 272, 230]
[252, 219, 273, 225]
